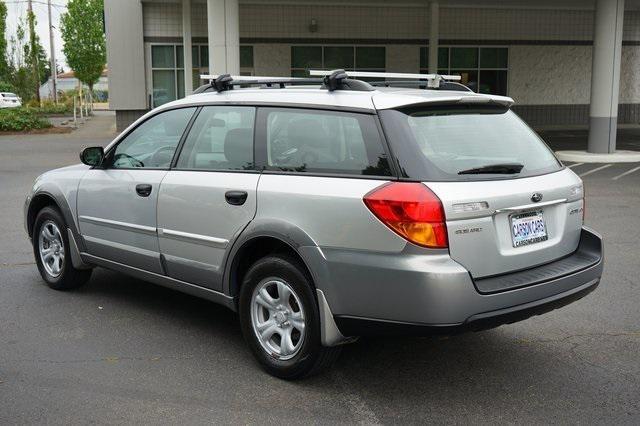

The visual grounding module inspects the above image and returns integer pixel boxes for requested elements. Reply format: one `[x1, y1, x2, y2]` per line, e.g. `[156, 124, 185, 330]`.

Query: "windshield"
[1, 93, 17, 98]
[378, 105, 562, 181]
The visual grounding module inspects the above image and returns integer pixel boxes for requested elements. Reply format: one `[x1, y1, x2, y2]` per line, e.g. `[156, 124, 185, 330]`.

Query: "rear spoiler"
[373, 93, 514, 111]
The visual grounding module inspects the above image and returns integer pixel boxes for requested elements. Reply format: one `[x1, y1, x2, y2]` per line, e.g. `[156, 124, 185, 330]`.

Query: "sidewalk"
[540, 128, 640, 152]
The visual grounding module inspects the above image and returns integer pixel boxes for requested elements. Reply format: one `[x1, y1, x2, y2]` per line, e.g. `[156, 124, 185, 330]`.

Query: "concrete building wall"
[240, 4, 429, 40]
[105, 0, 147, 111]
[620, 46, 640, 103]
[439, 8, 594, 41]
[508, 46, 592, 105]
[109, 1, 640, 129]
[252, 44, 290, 76]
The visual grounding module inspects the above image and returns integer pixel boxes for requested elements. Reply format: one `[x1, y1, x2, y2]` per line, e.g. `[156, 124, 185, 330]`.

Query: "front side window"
[176, 106, 256, 171]
[379, 106, 561, 181]
[108, 108, 196, 169]
[263, 108, 391, 176]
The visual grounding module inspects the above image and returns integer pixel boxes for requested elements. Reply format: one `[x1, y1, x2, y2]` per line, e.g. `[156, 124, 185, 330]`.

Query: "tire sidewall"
[33, 207, 69, 286]
[239, 255, 323, 379]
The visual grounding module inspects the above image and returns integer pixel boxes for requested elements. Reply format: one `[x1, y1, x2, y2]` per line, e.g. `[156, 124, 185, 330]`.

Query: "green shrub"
[0, 108, 51, 131]
[27, 100, 73, 115]
[0, 81, 15, 93]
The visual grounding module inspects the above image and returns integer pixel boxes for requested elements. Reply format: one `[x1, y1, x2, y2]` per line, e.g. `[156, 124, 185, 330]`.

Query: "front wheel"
[33, 206, 92, 290]
[239, 255, 341, 379]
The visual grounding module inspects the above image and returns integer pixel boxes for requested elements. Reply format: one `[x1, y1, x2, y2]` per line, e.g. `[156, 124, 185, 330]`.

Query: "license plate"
[510, 210, 548, 247]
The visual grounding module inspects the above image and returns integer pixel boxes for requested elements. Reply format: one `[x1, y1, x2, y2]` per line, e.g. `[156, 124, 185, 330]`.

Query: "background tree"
[0, 0, 9, 81]
[61, 0, 106, 92]
[24, 37, 50, 85]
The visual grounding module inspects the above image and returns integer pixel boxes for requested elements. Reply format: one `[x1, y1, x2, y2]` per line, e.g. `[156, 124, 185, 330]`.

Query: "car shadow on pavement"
[76, 268, 574, 399]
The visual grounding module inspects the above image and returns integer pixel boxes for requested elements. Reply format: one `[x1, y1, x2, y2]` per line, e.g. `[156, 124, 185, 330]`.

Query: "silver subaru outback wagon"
[24, 71, 603, 379]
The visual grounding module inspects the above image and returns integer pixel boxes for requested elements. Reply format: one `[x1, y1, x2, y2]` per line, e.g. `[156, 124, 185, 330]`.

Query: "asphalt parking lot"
[1, 116, 639, 424]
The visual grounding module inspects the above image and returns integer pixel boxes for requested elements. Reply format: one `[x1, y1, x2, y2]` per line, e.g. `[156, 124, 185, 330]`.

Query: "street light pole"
[48, 0, 58, 103]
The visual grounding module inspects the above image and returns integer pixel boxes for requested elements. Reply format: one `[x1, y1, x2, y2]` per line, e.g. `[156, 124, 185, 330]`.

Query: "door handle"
[225, 190, 248, 206]
[136, 184, 153, 197]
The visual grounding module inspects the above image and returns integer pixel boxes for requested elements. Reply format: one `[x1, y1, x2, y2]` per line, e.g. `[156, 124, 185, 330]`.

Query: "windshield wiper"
[458, 163, 524, 175]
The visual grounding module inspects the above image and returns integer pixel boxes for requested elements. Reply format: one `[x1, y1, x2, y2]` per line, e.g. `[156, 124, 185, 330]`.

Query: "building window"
[291, 46, 385, 77]
[240, 46, 254, 76]
[151, 44, 255, 107]
[419, 46, 508, 95]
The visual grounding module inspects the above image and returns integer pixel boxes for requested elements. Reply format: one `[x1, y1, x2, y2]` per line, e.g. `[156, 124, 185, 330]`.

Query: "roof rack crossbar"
[197, 71, 374, 93]
[368, 80, 474, 92]
[310, 70, 462, 89]
[197, 74, 325, 93]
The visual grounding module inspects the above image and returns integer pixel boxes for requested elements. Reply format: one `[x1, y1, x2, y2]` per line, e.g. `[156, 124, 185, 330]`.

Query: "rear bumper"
[302, 227, 603, 337]
[334, 277, 599, 336]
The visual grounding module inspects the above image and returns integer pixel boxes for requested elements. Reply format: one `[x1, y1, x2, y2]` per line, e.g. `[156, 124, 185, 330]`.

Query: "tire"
[239, 254, 341, 380]
[33, 206, 92, 290]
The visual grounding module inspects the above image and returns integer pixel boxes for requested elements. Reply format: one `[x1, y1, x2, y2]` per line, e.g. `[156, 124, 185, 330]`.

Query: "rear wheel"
[33, 207, 92, 290]
[239, 255, 341, 379]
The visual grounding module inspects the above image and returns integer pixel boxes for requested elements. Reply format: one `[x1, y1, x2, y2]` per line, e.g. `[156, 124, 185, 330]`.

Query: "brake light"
[363, 182, 448, 248]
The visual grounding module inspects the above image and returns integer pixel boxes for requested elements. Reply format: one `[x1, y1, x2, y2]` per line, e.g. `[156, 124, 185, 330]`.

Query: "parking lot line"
[567, 163, 584, 168]
[612, 165, 640, 180]
[579, 164, 612, 177]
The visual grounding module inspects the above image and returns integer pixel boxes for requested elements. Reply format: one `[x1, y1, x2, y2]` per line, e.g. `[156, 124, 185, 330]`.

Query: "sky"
[5, 0, 68, 71]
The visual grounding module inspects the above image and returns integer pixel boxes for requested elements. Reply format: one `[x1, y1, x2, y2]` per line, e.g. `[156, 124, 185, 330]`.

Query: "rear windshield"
[1, 93, 17, 98]
[378, 105, 562, 181]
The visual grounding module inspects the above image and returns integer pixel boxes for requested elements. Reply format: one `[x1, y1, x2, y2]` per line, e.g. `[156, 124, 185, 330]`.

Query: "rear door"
[156, 106, 259, 291]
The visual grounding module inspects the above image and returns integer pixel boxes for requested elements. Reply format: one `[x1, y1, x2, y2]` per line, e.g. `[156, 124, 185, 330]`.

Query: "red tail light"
[363, 182, 448, 248]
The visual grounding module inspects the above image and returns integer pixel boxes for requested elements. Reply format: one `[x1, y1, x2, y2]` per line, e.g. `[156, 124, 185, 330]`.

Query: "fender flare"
[27, 185, 86, 252]
[222, 217, 318, 297]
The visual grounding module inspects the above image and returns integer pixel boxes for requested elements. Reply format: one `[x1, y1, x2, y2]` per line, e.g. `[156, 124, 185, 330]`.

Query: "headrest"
[224, 128, 253, 168]
[287, 119, 326, 148]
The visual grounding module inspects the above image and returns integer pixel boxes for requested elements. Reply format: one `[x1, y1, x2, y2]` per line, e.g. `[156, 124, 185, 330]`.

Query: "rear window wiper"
[458, 163, 524, 175]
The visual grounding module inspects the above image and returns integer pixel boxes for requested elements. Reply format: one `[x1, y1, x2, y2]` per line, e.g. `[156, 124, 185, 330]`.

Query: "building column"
[207, 0, 240, 75]
[428, 1, 439, 74]
[225, 0, 240, 75]
[588, 0, 624, 153]
[182, 0, 193, 94]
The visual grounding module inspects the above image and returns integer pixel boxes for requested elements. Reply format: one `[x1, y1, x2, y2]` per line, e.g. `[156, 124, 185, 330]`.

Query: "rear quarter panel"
[256, 174, 406, 252]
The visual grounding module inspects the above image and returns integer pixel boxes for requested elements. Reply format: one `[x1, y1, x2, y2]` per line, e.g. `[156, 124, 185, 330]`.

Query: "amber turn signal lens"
[363, 182, 448, 248]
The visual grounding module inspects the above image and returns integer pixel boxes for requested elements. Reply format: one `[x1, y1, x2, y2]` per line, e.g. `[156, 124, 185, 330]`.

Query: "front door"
[157, 106, 259, 290]
[77, 107, 197, 273]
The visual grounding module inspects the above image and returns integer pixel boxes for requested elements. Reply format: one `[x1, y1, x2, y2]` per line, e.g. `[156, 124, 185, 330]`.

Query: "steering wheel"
[113, 152, 144, 168]
[148, 145, 176, 168]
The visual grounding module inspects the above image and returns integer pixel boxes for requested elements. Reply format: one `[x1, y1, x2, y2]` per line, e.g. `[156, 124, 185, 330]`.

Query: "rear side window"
[379, 106, 562, 181]
[260, 108, 391, 176]
[176, 106, 256, 171]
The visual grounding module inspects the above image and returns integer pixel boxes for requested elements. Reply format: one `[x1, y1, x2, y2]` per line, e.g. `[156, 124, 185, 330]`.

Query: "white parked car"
[0, 92, 22, 108]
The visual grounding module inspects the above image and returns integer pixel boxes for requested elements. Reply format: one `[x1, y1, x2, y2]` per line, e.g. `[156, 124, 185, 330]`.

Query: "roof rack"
[368, 80, 473, 92]
[195, 74, 323, 94]
[196, 69, 374, 93]
[309, 70, 462, 89]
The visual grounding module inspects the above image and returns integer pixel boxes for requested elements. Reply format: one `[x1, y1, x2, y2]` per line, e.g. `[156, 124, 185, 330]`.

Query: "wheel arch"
[27, 188, 85, 252]
[223, 219, 319, 306]
[27, 193, 59, 238]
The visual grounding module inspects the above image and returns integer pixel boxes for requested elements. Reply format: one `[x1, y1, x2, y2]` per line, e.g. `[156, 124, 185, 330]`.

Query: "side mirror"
[80, 146, 104, 167]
